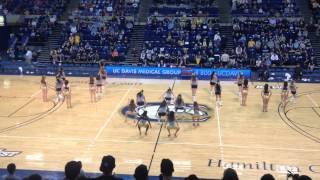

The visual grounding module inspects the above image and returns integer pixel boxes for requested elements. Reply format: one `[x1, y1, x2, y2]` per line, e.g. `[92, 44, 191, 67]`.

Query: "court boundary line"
[92, 84, 134, 141]
[0, 135, 319, 152]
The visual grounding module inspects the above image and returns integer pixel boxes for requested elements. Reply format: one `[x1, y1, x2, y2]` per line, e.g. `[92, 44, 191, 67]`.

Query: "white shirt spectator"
[50, 15, 57, 23]
[107, 5, 113, 12]
[270, 53, 279, 62]
[236, 46, 243, 55]
[214, 33, 221, 42]
[25, 50, 32, 63]
[221, 53, 230, 63]
[70, 25, 77, 34]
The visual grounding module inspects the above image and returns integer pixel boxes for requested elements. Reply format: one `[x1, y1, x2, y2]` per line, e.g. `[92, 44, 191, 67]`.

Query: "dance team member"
[261, 84, 272, 112]
[136, 90, 146, 107]
[63, 80, 72, 108]
[215, 80, 222, 106]
[191, 73, 198, 102]
[237, 72, 244, 97]
[175, 94, 185, 111]
[163, 88, 174, 104]
[40, 76, 48, 102]
[209, 72, 218, 96]
[136, 111, 151, 135]
[157, 100, 168, 122]
[89, 76, 96, 103]
[55, 78, 63, 102]
[125, 99, 137, 122]
[281, 81, 289, 106]
[241, 79, 249, 106]
[289, 80, 297, 102]
[166, 111, 180, 137]
[192, 101, 201, 126]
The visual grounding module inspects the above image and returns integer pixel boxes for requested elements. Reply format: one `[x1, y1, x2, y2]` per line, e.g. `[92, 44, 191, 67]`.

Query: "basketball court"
[0, 75, 319, 179]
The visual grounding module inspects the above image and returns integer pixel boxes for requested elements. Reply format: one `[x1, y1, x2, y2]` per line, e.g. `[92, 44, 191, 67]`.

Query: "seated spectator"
[64, 161, 84, 180]
[222, 168, 239, 180]
[261, 174, 275, 180]
[184, 174, 199, 180]
[25, 48, 33, 64]
[298, 175, 312, 180]
[159, 159, 174, 180]
[26, 174, 42, 180]
[94, 155, 123, 180]
[133, 164, 148, 180]
[1, 163, 21, 180]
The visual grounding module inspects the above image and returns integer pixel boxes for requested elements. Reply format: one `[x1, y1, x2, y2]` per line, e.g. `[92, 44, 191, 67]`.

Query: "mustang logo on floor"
[0, 148, 22, 157]
[121, 102, 211, 122]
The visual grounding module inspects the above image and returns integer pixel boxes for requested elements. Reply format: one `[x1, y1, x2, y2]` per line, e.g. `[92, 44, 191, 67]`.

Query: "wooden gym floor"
[0, 75, 319, 179]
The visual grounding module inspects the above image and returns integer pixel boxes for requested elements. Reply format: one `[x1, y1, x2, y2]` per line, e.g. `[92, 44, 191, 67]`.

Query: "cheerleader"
[237, 72, 244, 94]
[125, 99, 137, 121]
[157, 100, 168, 122]
[175, 94, 185, 111]
[89, 76, 96, 103]
[63, 80, 72, 108]
[163, 88, 174, 104]
[166, 111, 180, 137]
[136, 111, 151, 136]
[215, 80, 222, 106]
[56, 68, 66, 82]
[192, 101, 201, 126]
[261, 84, 272, 112]
[281, 81, 289, 106]
[136, 90, 146, 106]
[191, 73, 198, 102]
[289, 80, 297, 102]
[96, 75, 103, 95]
[40, 76, 48, 102]
[241, 79, 249, 106]
[209, 72, 218, 96]
[98, 67, 107, 86]
[55, 78, 63, 102]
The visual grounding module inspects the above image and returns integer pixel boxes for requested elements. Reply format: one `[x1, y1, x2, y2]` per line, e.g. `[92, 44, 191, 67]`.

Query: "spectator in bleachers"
[159, 159, 174, 180]
[142, 17, 221, 67]
[260, 174, 275, 180]
[54, 17, 133, 64]
[222, 168, 238, 180]
[184, 174, 199, 180]
[133, 164, 148, 180]
[64, 161, 85, 180]
[1, 163, 21, 180]
[233, 18, 315, 68]
[26, 174, 42, 180]
[25, 48, 32, 64]
[94, 155, 123, 180]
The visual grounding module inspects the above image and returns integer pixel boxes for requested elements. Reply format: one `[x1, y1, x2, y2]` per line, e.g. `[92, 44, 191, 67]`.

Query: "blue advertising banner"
[106, 66, 181, 78]
[106, 66, 251, 80]
[192, 68, 251, 79]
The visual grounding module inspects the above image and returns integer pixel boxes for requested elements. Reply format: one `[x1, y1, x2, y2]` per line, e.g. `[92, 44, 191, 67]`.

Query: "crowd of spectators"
[140, 17, 224, 67]
[1, 156, 313, 180]
[231, 0, 300, 17]
[150, 0, 218, 17]
[6, 15, 55, 62]
[71, 0, 140, 17]
[0, 0, 68, 15]
[232, 18, 315, 69]
[51, 17, 133, 64]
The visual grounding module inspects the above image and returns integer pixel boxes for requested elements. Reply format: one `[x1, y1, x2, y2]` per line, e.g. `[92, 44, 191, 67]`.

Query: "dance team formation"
[40, 65, 298, 137]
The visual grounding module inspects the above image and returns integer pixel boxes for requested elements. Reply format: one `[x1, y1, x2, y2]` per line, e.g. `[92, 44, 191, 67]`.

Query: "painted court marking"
[0, 135, 318, 152]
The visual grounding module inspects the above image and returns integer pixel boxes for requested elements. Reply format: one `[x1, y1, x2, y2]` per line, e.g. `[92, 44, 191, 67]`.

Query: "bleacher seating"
[0, 0, 68, 15]
[231, 0, 300, 17]
[233, 18, 315, 67]
[141, 17, 221, 66]
[150, 0, 218, 17]
[54, 17, 134, 64]
[72, 0, 140, 17]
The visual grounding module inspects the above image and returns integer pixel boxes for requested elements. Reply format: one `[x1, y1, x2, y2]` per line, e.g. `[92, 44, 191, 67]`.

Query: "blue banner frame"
[106, 66, 251, 80]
